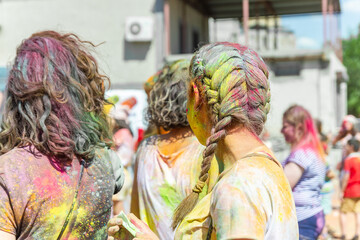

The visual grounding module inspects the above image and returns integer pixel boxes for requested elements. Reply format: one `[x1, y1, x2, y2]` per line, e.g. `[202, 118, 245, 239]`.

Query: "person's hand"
[326, 169, 336, 180]
[339, 192, 344, 201]
[108, 217, 130, 240]
[108, 213, 159, 240]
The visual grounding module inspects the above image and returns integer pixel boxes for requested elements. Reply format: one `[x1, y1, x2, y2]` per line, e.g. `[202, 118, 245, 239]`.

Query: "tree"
[343, 34, 360, 117]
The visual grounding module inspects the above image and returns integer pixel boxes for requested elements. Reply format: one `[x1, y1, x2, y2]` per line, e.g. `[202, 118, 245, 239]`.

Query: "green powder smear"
[159, 182, 183, 211]
[160, 181, 209, 212]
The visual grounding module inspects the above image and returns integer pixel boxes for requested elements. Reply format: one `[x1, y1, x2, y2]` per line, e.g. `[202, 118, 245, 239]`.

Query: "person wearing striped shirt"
[282, 105, 326, 240]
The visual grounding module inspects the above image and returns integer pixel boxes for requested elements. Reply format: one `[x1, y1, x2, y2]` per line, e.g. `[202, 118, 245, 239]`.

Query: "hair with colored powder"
[340, 115, 358, 137]
[0, 31, 111, 165]
[283, 105, 325, 161]
[172, 42, 270, 228]
[146, 59, 190, 131]
[144, 70, 162, 96]
[347, 137, 360, 152]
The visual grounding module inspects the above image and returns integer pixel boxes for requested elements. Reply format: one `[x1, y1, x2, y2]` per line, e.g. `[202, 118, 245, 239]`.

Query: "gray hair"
[146, 60, 190, 131]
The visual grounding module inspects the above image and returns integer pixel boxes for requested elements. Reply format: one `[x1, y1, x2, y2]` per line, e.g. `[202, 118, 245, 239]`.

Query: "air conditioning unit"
[125, 16, 154, 42]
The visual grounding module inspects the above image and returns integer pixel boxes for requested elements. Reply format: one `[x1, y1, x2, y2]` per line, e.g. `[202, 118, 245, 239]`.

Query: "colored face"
[186, 82, 211, 146]
[344, 121, 354, 132]
[281, 120, 296, 144]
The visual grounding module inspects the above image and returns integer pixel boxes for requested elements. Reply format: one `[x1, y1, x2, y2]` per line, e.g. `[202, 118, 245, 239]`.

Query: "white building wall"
[266, 68, 319, 136]
[209, 18, 241, 43]
[319, 66, 337, 133]
[0, 0, 158, 86]
[266, 60, 339, 137]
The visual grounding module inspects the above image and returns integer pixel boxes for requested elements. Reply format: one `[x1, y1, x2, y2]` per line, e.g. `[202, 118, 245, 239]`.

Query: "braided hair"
[172, 42, 270, 228]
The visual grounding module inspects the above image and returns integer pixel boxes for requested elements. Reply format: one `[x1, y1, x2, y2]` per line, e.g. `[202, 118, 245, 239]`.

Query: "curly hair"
[0, 31, 111, 165]
[146, 59, 190, 131]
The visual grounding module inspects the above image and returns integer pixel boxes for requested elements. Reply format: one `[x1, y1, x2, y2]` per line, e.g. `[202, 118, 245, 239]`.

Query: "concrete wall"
[209, 18, 241, 43]
[265, 55, 345, 137]
[169, 0, 208, 54]
[0, 0, 159, 86]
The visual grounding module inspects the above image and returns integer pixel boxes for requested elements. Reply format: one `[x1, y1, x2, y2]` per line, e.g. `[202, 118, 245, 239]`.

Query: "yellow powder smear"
[240, 155, 296, 220]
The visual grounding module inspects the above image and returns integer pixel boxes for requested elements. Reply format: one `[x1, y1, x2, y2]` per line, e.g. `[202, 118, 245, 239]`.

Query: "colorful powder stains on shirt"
[133, 135, 218, 240]
[175, 146, 299, 240]
[282, 148, 326, 222]
[0, 146, 124, 239]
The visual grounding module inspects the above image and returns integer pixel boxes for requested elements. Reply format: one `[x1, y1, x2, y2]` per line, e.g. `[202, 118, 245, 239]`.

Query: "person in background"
[333, 115, 360, 149]
[129, 59, 218, 240]
[333, 115, 360, 174]
[109, 42, 298, 240]
[315, 119, 335, 240]
[0, 31, 124, 239]
[142, 60, 186, 138]
[315, 119, 330, 155]
[108, 97, 137, 215]
[282, 105, 326, 240]
[338, 138, 360, 240]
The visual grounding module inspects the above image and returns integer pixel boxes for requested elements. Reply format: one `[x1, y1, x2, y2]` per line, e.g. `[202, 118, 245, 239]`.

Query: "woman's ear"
[191, 82, 202, 109]
[295, 123, 304, 141]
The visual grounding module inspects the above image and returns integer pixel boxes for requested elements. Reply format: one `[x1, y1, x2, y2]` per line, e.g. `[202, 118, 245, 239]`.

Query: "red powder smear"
[33, 170, 61, 197]
[249, 95, 257, 101]
[130, 217, 147, 232]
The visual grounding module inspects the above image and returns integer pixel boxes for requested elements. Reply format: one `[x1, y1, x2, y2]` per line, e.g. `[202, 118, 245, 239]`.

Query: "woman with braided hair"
[129, 60, 218, 240]
[108, 42, 298, 240]
[281, 105, 326, 239]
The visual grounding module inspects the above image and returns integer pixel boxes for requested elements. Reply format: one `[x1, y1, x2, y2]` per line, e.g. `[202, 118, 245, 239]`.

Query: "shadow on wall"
[123, 40, 150, 60]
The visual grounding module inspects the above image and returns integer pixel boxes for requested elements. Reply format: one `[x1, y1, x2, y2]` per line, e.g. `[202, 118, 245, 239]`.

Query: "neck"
[290, 142, 299, 150]
[157, 126, 193, 155]
[216, 126, 266, 172]
[161, 126, 193, 139]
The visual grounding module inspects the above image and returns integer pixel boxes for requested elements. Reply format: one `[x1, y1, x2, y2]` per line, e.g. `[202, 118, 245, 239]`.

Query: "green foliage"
[343, 35, 360, 116]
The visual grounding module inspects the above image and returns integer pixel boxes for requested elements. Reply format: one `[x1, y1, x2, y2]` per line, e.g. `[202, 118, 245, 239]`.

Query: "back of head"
[172, 42, 270, 228]
[348, 137, 360, 152]
[0, 31, 111, 164]
[146, 59, 190, 131]
[342, 115, 358, 133]
[190, 42, 270, 135]
[283, 105, 325, 159]
[343, 115, 357, 126]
